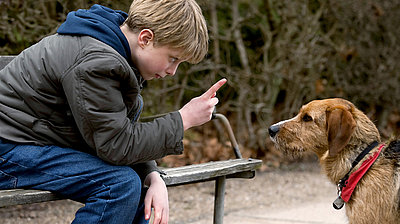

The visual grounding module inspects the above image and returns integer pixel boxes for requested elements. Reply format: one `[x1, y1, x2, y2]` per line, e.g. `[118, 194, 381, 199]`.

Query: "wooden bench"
[0, 55, 262, 224]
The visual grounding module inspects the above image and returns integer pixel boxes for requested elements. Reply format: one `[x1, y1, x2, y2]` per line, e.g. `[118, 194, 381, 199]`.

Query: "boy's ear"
[137, 29, 154, 48]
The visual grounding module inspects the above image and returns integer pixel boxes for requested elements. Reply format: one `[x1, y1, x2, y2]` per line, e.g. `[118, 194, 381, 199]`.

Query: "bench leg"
[213, 176, 226, 224]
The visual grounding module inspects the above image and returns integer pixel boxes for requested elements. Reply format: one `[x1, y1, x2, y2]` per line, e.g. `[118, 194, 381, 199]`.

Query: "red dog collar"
[333, 141, 384, 209]
[341, 144, 385, 202]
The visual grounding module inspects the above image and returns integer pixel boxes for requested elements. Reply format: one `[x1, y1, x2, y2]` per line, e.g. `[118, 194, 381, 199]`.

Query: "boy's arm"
[62, 54, 184, 165]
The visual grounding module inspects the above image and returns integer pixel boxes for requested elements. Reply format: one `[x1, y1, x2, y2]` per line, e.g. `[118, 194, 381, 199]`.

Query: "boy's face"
[133, 40, 184, 81]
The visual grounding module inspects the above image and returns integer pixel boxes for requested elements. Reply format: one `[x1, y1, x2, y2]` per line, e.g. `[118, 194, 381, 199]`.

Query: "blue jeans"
[0, 141, 148, 224]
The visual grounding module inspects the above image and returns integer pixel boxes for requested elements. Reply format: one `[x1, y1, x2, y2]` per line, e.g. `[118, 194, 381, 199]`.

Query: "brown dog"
[268, 98, 400, 224]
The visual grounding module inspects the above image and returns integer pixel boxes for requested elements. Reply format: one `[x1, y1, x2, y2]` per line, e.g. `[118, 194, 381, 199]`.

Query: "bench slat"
[0, 159, 262, 207]
[162, 159, 261, 186]
[0, 189, 62, 207]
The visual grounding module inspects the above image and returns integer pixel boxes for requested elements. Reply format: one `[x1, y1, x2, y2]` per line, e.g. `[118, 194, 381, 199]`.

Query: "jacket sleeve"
[131, 160, 164, 183]
[61, 53, 184, 165]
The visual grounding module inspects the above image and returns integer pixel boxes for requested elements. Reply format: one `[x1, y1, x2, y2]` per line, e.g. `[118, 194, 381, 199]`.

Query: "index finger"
[201, 78, 227, 99]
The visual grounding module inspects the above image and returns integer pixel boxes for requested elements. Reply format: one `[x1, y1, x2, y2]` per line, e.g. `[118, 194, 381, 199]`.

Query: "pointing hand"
[179, 79, 227, 130]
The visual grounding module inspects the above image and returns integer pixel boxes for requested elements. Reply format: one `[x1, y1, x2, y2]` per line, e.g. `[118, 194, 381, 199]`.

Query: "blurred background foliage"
[1, 0, 400, 166]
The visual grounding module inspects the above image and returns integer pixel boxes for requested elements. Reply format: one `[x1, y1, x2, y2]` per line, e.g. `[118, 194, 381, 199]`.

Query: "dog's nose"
[268, 125, 280, 138]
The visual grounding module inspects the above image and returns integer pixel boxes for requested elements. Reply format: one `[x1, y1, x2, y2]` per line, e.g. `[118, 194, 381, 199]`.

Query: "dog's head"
[268, 98, 380, 158]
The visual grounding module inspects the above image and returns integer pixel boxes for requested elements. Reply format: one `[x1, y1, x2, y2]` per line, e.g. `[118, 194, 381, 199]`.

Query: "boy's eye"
[170, 57, 178, 63]
[302, 114, 313, 122]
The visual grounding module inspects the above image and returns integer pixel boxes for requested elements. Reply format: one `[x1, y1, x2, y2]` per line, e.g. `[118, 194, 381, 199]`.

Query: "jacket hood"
[57, 4, 132, 64]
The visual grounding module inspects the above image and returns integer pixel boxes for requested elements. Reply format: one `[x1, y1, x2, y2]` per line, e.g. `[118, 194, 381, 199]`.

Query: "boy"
[0, 0, 226, 223]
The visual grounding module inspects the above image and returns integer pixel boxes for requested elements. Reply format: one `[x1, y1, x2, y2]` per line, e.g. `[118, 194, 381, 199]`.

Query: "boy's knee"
[114, 167, 142, 193]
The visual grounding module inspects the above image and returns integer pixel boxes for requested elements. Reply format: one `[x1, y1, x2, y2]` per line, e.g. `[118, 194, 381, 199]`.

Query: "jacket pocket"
[32, 119, 83, 147]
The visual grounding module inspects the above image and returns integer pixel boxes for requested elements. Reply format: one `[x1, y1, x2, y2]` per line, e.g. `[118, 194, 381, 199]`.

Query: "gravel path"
[0, 161, 345, 224]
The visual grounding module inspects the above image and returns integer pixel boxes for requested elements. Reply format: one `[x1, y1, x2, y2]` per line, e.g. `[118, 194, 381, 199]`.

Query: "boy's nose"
[166, 64, 179, 76]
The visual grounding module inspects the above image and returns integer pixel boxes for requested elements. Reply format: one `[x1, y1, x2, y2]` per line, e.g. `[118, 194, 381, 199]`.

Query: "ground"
[0, 161, 348, 224]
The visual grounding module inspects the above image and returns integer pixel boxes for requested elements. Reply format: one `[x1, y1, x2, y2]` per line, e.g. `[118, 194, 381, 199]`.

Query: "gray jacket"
[0, 34, 184, 177]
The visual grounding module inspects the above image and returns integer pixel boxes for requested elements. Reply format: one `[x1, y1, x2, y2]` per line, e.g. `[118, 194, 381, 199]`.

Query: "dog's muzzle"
[268, 124, 280, 138]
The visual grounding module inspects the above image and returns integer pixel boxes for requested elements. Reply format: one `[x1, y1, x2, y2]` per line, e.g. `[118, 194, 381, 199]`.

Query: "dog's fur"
[269, 98, 400, 224]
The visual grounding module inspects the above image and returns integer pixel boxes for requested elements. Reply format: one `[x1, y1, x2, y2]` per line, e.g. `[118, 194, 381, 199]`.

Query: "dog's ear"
[326, 107, 356, 156]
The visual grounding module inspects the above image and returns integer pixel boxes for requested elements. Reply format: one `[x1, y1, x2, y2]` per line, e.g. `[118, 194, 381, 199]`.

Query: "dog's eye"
[302, 114, 313, 122]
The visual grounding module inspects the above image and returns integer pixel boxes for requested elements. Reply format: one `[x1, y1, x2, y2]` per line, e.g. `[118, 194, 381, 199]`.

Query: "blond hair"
[125, 0, 208, 64]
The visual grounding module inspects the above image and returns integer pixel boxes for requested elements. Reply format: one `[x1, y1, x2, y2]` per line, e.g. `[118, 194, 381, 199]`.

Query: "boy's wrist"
[144, 171, 163, 187]
[178, 109, 190, 131]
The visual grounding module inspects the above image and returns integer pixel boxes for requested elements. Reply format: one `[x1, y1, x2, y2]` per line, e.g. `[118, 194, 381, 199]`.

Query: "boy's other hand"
[144, 171, 169, 224]
[179, 78, 227, 130]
